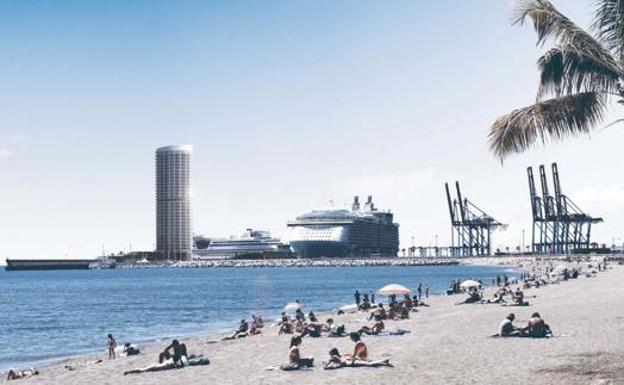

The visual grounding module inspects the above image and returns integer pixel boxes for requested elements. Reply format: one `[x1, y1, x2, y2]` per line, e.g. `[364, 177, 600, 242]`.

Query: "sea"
[0, 264, 518, 371]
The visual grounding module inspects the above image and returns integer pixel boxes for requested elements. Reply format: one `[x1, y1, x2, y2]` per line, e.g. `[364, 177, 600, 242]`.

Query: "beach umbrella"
[459, 279, 481, 288]
[284, 302, 303, 311]
[376, 284, 412, 296]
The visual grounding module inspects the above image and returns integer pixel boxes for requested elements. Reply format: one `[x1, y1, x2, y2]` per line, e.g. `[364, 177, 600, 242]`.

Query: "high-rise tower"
[155, 145, 192, 260]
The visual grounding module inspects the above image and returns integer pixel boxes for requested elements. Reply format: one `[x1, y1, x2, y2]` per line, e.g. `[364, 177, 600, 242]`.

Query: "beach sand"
[4, 262, 624, 385]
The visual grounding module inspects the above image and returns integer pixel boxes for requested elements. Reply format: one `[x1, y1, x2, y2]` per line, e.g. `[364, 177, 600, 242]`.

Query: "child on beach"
[107, 334, 117, 359]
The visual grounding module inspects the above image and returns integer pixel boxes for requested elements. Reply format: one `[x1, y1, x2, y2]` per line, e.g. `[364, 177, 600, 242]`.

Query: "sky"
[1, 0, 623, 261]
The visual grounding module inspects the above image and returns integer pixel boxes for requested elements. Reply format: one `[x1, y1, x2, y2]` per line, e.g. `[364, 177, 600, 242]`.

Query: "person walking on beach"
[354, 290, 361, 308]
[370, 291, 375, 304]
[424, 283, 429, 298]
[107, 334, 116, 360]
[417, 283, 422, 300]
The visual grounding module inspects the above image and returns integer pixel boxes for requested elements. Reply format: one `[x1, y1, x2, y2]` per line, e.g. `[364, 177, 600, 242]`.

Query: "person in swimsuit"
[158, 340, 188, 364]
[7, 368, 39, 380]
[358, 318, 385, 335]
[123, 343, 141, 356]
[523, 312, 553, 338]
[107, 334, 116, 359]
[345, 332, 368, 361]
[280, 336, 314, 370]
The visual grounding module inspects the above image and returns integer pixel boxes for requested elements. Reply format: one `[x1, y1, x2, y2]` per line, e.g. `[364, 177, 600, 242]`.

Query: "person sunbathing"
[124, 359, 176, 375]
[301, 322, 322, 338]
[123, 343, 141, 356]
[323, 348, 392, 370]
[158, 340, 188, 364]
[369, 304, 387, 320]
[252, 314, 264, 328]
[523, 312, 553, 338]
[7, 368, 39, 380]
[279, 312, 290, 325]
[222, 319, 250, 340]
[513, 288, 525, 304]
[294, 320, 307, 334]
[124, 355, 210, 375]
[455, 290, 481, 305]
[358, 319, 385, 335]
[279, 336, 314, 371]
[345, 332, 368, 361]
[279, 320, 294, 335]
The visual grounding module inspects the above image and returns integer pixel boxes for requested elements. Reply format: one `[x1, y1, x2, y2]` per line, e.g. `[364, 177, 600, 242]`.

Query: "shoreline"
[0, 261, 522, 374]
[6, 261, 623, 384]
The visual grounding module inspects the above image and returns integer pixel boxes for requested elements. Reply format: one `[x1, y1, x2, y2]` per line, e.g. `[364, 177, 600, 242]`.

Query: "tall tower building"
[155, 145, 193, 260]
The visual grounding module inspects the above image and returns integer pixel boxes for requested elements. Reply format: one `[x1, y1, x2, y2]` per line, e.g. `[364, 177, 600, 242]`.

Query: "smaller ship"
[194, 229, 292, 259]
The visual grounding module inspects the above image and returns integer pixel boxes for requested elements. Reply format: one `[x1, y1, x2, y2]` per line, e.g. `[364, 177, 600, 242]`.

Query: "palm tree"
[488, 0, 624, 160]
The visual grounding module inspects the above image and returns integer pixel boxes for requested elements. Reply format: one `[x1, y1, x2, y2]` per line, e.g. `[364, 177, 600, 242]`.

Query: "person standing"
[354, 290, 361, 308]
[417, 283, 423, 300]
[424, 283, 429, 299]
[370, 291, 375, 304]
[107, 334, 116, 360]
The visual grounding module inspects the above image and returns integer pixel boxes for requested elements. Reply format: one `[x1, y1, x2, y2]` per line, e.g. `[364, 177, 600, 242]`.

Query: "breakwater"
[123, 258, 461, 269]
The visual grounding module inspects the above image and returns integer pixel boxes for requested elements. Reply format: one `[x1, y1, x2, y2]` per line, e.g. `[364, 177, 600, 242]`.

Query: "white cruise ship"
[288, 196, 399, 258]
[193, 229, 292, 259]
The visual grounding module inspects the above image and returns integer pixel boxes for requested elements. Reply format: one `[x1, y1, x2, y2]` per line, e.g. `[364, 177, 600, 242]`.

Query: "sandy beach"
[4, 261, 624, 385]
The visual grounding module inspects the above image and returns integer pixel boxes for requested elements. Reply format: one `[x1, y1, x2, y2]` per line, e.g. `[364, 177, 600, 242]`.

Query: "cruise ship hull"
[289, 240, 350, 259]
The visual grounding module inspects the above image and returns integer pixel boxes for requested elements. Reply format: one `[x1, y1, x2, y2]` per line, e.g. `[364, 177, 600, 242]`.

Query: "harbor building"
[155, 145, 193, 260]
[288, 196, 399, 258]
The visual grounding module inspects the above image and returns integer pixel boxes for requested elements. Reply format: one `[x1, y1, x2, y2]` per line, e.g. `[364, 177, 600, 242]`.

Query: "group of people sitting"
[279, 332, 393, 371]
[278, 311, 347, 338]
[497, 312, 553, 338]
[482, 287, 528, 306]
[221, 314, 264, 340]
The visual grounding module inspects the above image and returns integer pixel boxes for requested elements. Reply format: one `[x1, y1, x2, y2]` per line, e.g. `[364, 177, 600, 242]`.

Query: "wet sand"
[3, 262, 624, 385]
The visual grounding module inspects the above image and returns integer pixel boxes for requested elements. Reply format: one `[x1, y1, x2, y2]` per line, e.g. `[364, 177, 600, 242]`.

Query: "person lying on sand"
[358, 318, 385, 335]
[125, 359, 176, 375]
[279, 336, 314, 371]
[159, 339, 188, 364]
[323, 348, 392, 370]
[124, 355, 210, 375]
[7, 368, 39, 380]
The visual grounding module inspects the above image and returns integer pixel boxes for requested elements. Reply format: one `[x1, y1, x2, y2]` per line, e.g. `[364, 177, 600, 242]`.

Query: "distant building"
[288, 196, 399, 258]
[155, 145, 193, 260]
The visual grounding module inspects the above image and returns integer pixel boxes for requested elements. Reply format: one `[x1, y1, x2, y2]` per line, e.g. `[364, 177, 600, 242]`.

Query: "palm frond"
[514, 0, 612, 62]
[592, 0, 624, 60]
[537, 44, 622, 98]
[488, 92, 606, 159]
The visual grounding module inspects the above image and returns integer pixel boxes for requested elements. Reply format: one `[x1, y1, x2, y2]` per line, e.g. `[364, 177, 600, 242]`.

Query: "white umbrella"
[284, 302, 303, 311]
[459, 279, 481, 288]
[376, 284, 412, 296]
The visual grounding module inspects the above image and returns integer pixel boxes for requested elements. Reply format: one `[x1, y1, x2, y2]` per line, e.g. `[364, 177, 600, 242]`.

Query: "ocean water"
[0, 265, 518, 370]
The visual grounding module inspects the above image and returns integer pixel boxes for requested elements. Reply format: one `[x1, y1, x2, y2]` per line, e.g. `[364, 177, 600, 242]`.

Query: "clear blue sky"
[1, 0, 622, 260]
